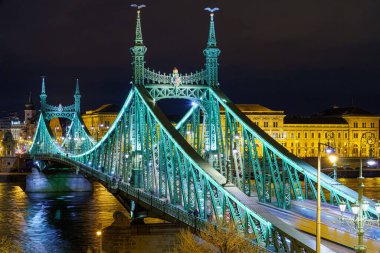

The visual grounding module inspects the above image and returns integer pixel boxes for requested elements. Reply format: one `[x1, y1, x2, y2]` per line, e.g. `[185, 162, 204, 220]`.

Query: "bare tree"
[176, 220, 258, 253]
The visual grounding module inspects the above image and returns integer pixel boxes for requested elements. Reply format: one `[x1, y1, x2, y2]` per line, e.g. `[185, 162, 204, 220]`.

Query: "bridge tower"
[204, 12, 221, 86]
[130, 8, 147, 86]
[31, 77, 95, 154]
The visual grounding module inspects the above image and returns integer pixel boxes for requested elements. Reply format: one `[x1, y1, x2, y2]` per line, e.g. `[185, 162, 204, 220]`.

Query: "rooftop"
[317, 106, 376, 117]
[284, 116, 348, 125]
[221, 104, 284, 115]
[85, 104, 121, 115]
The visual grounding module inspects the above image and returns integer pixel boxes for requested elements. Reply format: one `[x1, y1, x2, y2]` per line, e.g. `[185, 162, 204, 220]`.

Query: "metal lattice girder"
[145, 84, 209, 101]
[209, 87, 379, 216]
[52, 87, 314, 251]
[61, 113, 96, 154]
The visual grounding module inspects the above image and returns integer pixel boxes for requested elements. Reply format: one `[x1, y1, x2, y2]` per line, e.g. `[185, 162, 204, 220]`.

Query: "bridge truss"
[30, 78, 95, 155]
[29, 8, 378, 253]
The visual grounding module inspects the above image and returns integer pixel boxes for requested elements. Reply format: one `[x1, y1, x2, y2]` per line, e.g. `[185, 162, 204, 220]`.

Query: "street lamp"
[338, 158, 380, 253]
[96, 225, 102, 253]
[316, 142, 338, 253]
[328, 154, 338, 180]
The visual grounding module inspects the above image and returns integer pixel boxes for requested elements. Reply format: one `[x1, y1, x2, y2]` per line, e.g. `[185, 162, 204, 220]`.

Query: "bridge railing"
[34, 154, 273, 252]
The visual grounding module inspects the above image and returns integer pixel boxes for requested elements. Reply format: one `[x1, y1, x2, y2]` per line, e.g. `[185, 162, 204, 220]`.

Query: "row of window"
[353, 122, 376, 128]
[256, 122, 278, 128]
[287, 132, 348, 139]
[257, 122, 376, 128]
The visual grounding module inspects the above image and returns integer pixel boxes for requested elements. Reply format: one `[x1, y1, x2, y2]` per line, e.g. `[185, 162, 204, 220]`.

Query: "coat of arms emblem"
[171, 67, 182, 87]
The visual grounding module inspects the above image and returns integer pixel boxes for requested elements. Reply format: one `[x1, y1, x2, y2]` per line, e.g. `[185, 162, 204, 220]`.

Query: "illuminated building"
[82, 104, 120, 140]
[223, 105, 380, 158]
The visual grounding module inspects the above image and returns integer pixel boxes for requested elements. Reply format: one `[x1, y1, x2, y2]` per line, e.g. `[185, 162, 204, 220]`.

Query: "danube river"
[0, 178, 379, 252]
[0, 181, 127, 253]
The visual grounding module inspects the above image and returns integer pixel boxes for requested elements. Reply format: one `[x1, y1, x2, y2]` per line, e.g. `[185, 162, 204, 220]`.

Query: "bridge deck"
[262, 200, 380, 253]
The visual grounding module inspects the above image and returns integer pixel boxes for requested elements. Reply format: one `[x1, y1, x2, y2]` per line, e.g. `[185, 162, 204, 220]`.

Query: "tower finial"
[41, 76, 46, 94]
[74, 78, 81, 113]
[75, 78, 80, 95]
[131, 4, 146, 45]
[28, 91, 33, 104]
[40, 76, 47, 111]
[204, 7, 219, 47]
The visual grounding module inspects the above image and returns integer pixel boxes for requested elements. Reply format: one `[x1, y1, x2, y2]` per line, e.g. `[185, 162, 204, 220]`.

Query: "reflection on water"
[0, 177, 379, 252]
[0, 182, 127, 253]
[338, 177, 380, 201]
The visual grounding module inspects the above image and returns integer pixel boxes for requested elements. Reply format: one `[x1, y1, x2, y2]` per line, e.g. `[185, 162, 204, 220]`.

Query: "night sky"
[1, 1, 380, 118]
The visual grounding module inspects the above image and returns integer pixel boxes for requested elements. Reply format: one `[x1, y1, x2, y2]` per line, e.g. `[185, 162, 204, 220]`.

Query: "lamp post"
[338, 158, 380, 253]
[317, 142, 338, 253]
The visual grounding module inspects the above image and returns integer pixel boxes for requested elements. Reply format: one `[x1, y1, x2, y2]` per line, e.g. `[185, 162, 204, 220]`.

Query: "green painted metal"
[30, 77, 95, 155]
[29, 7, 380, 252]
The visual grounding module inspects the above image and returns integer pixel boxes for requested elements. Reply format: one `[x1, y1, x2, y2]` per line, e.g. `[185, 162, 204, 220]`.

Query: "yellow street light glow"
[96, 230, 102, 236]
[328, 154, 338, 164]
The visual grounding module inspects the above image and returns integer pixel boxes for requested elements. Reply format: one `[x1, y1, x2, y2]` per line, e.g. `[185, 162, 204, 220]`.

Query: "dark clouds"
[1, 0, 380, 116]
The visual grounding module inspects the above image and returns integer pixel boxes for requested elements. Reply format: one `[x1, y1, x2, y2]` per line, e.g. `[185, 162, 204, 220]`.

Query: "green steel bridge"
[29, 8, 378, 253]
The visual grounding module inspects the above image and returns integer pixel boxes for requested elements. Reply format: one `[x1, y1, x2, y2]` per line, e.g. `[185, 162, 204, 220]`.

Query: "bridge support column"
[131, 169, 143, 188]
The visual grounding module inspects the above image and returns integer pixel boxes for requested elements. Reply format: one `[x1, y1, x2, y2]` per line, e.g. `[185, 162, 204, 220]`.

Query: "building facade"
[228, 105, 379, 158]
[82, 104, 121, 141]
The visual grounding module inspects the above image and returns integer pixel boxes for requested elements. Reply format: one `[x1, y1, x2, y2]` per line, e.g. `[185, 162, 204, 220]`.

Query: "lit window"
[353, 122, 358, 128]
[273, 122, 278, 127]
[264, 122, 268, 127]
[362, 122, 366, 128]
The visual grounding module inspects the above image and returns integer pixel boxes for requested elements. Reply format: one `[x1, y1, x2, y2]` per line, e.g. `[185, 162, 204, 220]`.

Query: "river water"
[0, 178, 379, 253]
[0, 181, 127, 253]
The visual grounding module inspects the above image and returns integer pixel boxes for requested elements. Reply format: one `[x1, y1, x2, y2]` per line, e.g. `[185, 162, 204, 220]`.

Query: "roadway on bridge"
[261, 199, 380, 253]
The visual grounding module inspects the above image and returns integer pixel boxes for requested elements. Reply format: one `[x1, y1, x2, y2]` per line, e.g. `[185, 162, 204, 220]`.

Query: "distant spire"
[28, 91, 33, 104]
[25, 91, 35, 110]
[75, 78, 80, 95]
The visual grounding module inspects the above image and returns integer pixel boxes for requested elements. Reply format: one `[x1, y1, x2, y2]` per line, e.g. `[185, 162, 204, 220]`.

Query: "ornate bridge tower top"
[129, 6, 221, 100]
[204, 8, 221, 86]
[39, 77, 82, 120]
[130, 4, 147, 86]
